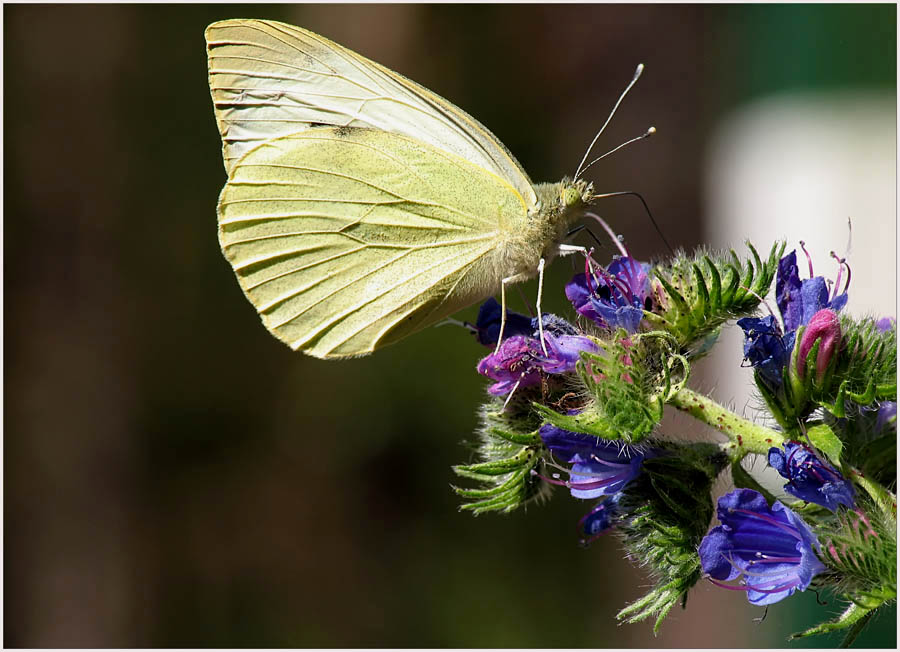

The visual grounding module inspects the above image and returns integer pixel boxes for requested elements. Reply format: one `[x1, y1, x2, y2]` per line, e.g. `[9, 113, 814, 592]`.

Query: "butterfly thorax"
[498, 178, 593, 277]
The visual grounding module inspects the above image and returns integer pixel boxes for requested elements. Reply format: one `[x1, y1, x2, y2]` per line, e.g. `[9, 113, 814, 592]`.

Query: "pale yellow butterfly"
[206, 19, 642, 359]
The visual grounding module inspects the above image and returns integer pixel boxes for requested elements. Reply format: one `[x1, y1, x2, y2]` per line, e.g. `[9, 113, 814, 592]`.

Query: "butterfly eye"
[560, 186, 581, 207]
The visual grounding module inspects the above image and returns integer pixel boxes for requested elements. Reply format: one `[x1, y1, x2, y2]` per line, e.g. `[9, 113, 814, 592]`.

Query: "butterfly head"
[559, 178, 594, 210]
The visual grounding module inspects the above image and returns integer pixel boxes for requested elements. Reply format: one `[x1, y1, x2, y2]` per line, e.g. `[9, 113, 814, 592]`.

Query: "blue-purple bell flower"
[474, 298, 581, 348]
[739, 247, 850, 387]
[473, 298, 533, 347]
[538, 424, 649, 499]
[876, 316, 896, 332]
[768, 441, 855, 511]
[876, 400, 897, 431]
[566, 255, 650, 333]
[736, 315, 794, 390]
[776, 250, 848, 333]
[579, 494, 621, 545]
[699, 488, 825, 606]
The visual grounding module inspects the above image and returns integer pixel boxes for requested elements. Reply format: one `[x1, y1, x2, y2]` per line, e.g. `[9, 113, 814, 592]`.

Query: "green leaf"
[807, 423, 843, 466]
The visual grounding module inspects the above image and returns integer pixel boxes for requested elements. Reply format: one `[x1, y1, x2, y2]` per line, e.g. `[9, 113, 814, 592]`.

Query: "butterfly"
[206, 19, 644, 359]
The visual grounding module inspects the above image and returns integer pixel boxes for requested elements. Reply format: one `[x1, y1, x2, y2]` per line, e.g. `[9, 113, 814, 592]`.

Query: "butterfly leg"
[495, 270, 532, 355]
[557, 244, 589, 258]
[502, 372, 527, 411]
[535, 257, 550, 357]
[496, 260, 550, 357]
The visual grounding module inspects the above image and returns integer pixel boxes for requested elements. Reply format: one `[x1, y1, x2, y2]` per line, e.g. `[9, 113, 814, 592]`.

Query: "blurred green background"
[4, 3, 895, 647]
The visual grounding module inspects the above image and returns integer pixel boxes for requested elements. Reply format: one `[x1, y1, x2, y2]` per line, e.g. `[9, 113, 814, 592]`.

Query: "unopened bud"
[797, 309, 841, 380]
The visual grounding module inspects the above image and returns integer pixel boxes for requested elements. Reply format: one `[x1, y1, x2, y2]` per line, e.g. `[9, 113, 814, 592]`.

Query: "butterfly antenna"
[589, 190, 674, 255]
[573, 63, 645, 181]
[566, 224, 586, 238]
[583, 228, 606, 251]
[577, 127, 656, 178]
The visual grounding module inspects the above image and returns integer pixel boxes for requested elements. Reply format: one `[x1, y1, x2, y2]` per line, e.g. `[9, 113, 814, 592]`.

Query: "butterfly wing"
[219, 126, 527, 358]
[206, 19, 537, 207]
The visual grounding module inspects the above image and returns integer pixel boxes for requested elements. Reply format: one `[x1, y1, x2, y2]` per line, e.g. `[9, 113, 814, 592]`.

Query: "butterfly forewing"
[206, 19, 537, 207]
[218, 127, 526, 358]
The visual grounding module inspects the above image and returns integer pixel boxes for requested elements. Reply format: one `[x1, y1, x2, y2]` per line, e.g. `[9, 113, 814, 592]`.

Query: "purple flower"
[538, 424, 648, 499]
[739, 246, 849, 388]
[796, 309, 842, 380]
[875, 401, 897, 432]
[566, 255, 650, 333]
[776, 250, 848, 333]
[477, 333, 598, 396]
[474, 298, 533, 347]
[535, 312, 579, 337]
[876, 316, 896, 333]
[579, 494, 621, 545]
[736, 315, 794, 390]
[474, 298, 579, 345]
[768, 441, 855, 511]
[699, 489, 825, 606]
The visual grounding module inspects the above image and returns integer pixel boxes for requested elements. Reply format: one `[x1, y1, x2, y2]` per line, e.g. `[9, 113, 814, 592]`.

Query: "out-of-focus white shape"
[702, 91, 896, 416]
[700, 91, 896, 490]
[706, 91, 896, 313]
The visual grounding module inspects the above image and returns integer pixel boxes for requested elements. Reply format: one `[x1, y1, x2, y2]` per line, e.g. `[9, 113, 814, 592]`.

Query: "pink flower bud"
[797, 309, 841, 380]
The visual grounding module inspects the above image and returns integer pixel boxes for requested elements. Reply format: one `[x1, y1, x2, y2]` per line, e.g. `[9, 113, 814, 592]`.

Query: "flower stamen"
[799, 240, 815, 277]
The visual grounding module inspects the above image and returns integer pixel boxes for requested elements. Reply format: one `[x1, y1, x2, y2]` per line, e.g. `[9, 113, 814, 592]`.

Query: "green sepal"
[816, 499, 896, 602]
[815, 316, 896, 417]
[483, 426, 542, 446]
[825, 403, 897, 489]
[537, 331, 688, 443]
[454, 445, 539, 476]
[452, 403, 548, 515]
[759, 316, 896, 428]
[791, 601, 875, 642]
[646, 241, 784, 355]
[853, 434, 896, 489]
[853, 475, 898, 524]
[752, 367, 792, 429]
[533, 402, 622, 439]
[615, 443, 726, 633]
[704, 255, 722, 307]
[617, 577, 695, 635]
[454, 466, 534, 499]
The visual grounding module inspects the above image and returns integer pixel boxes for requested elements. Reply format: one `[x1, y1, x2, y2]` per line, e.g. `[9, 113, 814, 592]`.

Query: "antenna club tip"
[636, 63, 645, 73]
[646, 126, 657, 136]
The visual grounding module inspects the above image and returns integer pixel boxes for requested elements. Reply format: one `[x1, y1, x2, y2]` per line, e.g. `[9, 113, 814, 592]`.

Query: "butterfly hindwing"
[218, 126, 527, 358]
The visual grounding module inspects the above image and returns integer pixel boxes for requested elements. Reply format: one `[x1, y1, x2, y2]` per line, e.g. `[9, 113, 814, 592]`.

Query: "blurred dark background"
[4, 3, 895, 647]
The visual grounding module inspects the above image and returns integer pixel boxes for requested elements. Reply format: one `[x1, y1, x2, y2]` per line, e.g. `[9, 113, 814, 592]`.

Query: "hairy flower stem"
[669, 387, 785, 460]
